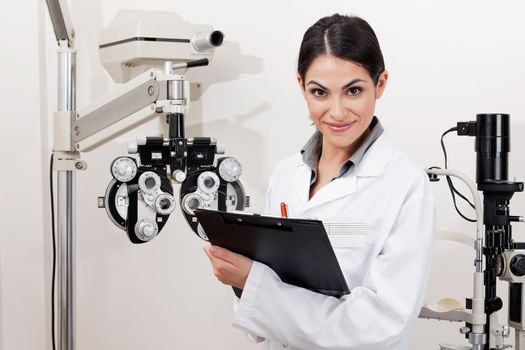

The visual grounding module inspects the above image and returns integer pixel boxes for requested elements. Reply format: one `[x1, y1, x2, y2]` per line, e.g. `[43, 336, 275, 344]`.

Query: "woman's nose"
[329, 99, 346, 121]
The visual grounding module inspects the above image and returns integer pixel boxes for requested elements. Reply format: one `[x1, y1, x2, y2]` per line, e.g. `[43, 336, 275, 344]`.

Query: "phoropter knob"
[134, 218, 158, 242]
[510, 254, 525, 277]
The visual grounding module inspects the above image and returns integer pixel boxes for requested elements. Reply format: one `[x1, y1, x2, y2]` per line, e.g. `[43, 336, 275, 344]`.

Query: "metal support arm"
[72, 69, 188, 152]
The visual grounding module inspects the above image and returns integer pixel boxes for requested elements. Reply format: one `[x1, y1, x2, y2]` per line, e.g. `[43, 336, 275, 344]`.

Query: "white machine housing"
[99, 10, 224, 83]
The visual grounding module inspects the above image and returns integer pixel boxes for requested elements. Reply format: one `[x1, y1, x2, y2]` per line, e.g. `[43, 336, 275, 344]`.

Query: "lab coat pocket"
[323, 221, 368, 248]
[324, 221, 372, 289]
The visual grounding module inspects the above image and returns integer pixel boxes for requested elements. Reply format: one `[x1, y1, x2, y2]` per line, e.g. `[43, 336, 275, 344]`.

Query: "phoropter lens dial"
[197, 171, 220, 195]
[138, 172, 161, 195]
[111, 157, 137, 182]
[182, 193, 204, 215]
[218, 157, 242, 182]
[154, 193, 176, 215]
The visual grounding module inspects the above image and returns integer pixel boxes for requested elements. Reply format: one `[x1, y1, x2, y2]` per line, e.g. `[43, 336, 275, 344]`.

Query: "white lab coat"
[232, 132, 435, 350]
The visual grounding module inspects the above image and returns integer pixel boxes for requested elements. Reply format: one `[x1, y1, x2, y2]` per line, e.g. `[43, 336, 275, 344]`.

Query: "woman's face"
[298, 54, 388, 152]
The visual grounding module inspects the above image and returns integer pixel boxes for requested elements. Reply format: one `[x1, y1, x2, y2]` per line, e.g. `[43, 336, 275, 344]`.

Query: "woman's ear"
[297, 74, 307, 99]
[375, 70, 389, 99]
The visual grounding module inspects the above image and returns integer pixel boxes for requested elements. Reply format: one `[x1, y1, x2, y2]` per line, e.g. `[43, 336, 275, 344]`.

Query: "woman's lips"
[325, 121, 356, 133]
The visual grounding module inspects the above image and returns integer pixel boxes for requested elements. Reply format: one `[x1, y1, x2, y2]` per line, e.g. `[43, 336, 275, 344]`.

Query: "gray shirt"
[300, 116, 384, 185]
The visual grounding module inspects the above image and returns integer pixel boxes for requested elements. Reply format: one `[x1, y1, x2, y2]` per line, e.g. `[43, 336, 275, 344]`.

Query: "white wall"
[1, 0, 525, 349]
[0, 0, 48, 349]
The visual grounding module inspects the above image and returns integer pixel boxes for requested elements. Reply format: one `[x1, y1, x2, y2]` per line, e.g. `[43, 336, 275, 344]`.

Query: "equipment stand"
[55, 42, 77, 350]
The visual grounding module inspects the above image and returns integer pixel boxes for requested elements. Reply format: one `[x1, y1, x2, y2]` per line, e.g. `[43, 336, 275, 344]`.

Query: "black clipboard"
[195, 209, 350, 298]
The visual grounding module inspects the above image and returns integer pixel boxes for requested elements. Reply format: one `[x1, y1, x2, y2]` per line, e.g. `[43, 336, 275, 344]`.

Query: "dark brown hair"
[298, 14, 385, 85]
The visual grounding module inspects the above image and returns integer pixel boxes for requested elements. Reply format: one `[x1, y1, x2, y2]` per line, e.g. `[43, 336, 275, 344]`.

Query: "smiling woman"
[300, 56, 385, 146]
[299, 54, 388, 198]
[296, 15, 389, 198]
[204, 13, 435, 350]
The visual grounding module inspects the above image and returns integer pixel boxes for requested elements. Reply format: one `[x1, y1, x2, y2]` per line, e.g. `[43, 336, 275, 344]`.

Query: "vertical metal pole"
[57, 43, 76, 350]
[516, 330, 525, 350]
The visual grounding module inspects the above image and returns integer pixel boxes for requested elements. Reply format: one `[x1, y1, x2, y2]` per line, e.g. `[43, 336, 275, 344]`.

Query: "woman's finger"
[209, 245, 246, 265]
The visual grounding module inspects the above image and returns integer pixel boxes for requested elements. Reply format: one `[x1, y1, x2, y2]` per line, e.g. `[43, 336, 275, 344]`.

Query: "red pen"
[280, 202, 288, 218]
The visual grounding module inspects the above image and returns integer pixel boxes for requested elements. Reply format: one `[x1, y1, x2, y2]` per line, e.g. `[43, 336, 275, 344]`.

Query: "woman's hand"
[203, 245, 253, 289]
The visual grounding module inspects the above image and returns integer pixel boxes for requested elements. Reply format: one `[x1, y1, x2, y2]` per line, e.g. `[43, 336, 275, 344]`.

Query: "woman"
[204, 14, 435, 350]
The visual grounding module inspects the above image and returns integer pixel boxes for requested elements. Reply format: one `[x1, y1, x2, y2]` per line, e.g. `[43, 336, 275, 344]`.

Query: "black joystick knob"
[510, 254, 525, 276]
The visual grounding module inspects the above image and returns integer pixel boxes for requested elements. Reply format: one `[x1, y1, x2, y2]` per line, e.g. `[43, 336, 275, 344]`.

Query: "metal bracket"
[54, 111, 75, 151]
[53, 152, 87, 171]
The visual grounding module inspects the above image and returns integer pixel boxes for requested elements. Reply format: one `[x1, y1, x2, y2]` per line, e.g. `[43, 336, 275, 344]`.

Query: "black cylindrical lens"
[210, 31, 224, 47]
[476, 113, 510, 183]
[169, 113, 185, 139]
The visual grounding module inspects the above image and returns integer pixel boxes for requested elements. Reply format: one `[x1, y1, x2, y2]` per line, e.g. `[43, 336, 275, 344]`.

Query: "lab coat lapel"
[302, 133, 394, 212]
[353, 133, 393, 178]
[304, 175, 358, 211]
[292, 164, 311, 206]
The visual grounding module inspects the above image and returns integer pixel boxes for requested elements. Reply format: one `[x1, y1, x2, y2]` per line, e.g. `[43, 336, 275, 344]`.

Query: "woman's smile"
[324, 120, 356, 133]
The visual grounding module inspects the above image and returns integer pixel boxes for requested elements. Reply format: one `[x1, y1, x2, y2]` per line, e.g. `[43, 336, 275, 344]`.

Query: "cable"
[441, 128, 477, 207]
[49, 154, 57, 350]
[440, 128, 476, 222]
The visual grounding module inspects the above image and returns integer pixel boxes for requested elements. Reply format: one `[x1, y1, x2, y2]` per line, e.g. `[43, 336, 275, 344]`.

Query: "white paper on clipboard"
[323, 221, 368, 248]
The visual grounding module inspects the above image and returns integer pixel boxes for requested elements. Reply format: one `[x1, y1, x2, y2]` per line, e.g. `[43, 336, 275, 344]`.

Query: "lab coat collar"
[292, 133, 394, 211]
[354, 132, 393, 177]
[301, 117, 384, 184]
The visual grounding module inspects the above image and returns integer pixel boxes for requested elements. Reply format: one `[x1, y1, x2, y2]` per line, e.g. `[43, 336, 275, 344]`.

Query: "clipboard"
[195, 209, 350, 298]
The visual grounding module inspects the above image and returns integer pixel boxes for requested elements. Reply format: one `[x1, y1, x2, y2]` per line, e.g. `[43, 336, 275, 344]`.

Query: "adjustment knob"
[128, 141, 138, 154]
[136, 134, 147, 146]
[111, 157, 137, 182]
[172, 169, 186, 183]
[218, 157, 242, 182]
[134, 218, 158, 242]
[459, 326, 470, 334]
[510, 254, 525, 276]
[143, 225, 155, 237]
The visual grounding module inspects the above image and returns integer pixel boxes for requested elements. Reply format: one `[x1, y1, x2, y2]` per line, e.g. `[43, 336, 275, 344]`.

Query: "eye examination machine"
[95, 11, 248, 243]
[44, 1, 525, 350]
[422, 114, 525, 350]
[45, 1, 248, 349]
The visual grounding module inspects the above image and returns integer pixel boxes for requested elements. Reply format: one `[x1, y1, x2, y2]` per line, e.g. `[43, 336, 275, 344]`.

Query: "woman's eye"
[311, 88, 327, 97]
[346, 87, 362, 96]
